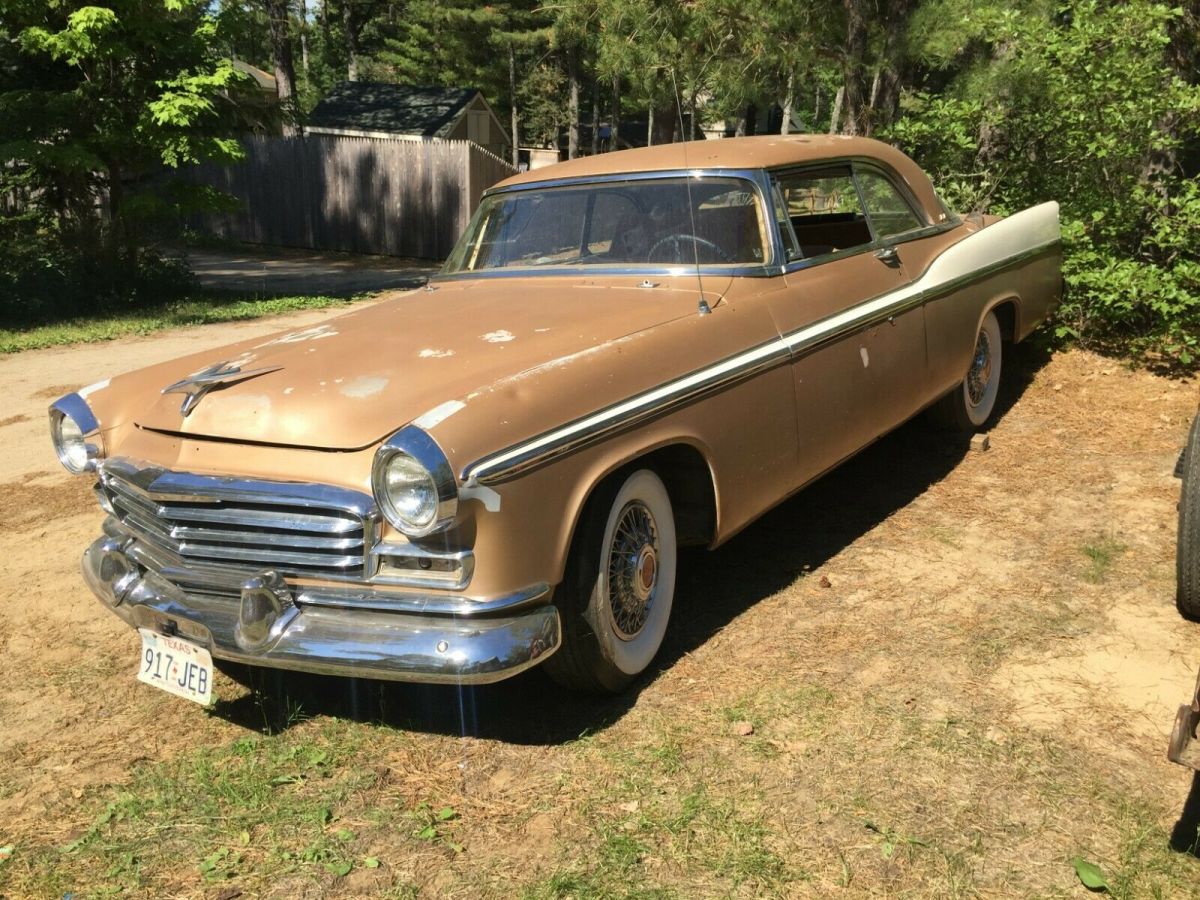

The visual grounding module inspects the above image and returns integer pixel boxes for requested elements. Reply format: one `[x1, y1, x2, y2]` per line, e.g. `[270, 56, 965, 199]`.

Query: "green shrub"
[0, 230, 196, 327]
[888, 0, 1200, 369]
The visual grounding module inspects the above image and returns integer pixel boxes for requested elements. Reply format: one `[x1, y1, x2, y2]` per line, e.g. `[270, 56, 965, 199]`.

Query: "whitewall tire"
[544, 468, 677, 693]
[933, 309, 1003, 431]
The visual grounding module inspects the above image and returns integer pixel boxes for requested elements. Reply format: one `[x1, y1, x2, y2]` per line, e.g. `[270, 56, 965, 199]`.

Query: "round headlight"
[382, 453, 439, 531]
[49, 393, 102, 475]
[371, 425, 458, 537]
[56, 414, 89, 472]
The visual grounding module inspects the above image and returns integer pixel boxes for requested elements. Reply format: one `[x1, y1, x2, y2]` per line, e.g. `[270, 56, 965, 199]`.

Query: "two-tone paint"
[60, 135, 1062, 683]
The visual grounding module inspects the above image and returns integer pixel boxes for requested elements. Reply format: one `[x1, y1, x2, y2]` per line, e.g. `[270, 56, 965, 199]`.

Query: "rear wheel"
[1178, 413, 1200, 619]
[544, 468, 677, 693]
[931, 310, 1003, 431]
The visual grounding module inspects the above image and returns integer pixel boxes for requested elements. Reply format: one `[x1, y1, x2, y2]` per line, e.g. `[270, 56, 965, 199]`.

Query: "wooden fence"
[184, 134, 516, 260]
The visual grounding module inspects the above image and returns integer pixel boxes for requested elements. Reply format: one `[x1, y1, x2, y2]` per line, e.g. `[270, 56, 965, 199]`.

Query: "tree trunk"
[342, 1, 360, 81]
[610, 73, 620, 151]
[509, 43, 519, 167]
[265, 0, 300, 134]
[780, 70, 795, 134]
[744, 102, 757, 136]
[868, 0, 915, 135]
[647, 105, 654, 146]
[299, 0, 309, 74]
[840, 0, 869, 135]
[591, 77, 600, 155]
[567, 48, 579, 159]
[319, 0, 331, 53]
[829, 85, 844, 133]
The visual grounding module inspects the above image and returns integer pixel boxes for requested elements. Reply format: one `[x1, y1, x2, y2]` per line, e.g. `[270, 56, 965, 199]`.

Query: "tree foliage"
[890, 0, 1200, 364]
[1, 0, 1197, 365]
[0, 0, 252, 321]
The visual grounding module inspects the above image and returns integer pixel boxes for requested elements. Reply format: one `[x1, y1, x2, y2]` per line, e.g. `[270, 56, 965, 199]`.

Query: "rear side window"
[772, 168, 872, 258]
[855, 169, 925, 238]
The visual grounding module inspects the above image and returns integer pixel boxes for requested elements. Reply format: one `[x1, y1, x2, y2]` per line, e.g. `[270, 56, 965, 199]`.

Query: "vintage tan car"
[50, 135, 1062, 700]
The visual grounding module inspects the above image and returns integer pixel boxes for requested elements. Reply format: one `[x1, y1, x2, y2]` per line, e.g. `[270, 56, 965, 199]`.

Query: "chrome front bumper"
[82, 536, 561, 685]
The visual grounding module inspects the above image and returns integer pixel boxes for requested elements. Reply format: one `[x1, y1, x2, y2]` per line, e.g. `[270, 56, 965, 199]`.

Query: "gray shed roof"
[307, 82, 480, 138]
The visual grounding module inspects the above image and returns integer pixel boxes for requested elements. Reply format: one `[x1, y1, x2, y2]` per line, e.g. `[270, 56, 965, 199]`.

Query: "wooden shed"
[306, 82, 510, 162]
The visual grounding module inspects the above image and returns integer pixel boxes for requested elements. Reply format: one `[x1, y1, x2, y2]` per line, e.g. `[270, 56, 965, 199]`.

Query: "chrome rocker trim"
[83, 535, 560, 684]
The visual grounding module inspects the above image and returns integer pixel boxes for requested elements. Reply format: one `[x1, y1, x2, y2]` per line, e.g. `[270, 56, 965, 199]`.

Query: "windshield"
[442, 176, 768, 274]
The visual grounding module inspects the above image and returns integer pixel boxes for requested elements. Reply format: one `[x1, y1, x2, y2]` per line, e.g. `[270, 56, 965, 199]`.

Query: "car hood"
[134, 278, 709, 450]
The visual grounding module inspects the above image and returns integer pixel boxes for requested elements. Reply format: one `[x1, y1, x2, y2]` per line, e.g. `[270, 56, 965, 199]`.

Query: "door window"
[772, 169, 872, 258]
[855, 169, 924, 239]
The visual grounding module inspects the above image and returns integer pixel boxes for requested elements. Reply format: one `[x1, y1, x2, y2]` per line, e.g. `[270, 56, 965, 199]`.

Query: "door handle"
[873, 246, 901, 267]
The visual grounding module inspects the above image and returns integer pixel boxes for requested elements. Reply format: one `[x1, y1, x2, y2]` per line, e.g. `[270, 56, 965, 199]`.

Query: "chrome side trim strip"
[463, 335, 791, 485]
[462, 222, 1061, 486]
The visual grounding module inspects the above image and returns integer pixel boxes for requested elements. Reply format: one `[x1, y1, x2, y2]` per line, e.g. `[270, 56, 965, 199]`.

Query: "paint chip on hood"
[341, 376, 389, 398]
[481, 330, 515, 343]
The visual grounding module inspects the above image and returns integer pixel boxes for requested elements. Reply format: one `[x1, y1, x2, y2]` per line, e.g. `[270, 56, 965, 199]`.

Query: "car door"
[763, 164, 928, 485]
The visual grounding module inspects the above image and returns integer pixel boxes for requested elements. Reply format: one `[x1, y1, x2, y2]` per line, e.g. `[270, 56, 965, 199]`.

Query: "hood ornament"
[162, 361, 283, 416]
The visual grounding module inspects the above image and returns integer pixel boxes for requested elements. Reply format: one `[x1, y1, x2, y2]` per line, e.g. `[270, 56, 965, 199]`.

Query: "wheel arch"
[983, 295, 1021, 344]
[558, 437, 720, 580]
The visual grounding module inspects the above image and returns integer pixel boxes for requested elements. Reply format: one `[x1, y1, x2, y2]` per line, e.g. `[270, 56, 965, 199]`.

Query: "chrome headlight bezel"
[371, 425, 458, 537]
[48, 392, 102, 475]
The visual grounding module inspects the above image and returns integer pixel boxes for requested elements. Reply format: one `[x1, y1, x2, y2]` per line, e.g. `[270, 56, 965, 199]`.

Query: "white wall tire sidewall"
[963, 311, 1002, 427]
[593, 469, 676, 676]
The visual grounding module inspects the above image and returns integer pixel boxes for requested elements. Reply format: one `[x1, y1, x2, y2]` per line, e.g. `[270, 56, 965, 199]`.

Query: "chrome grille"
[98, 460, 374, 581]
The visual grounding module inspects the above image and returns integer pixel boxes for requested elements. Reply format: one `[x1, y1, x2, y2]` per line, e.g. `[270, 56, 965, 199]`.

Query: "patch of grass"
[0, 292, 374, 353]
[524, 871, 676, 900]
[0, 722, 385, 897]
[1080, 535, 1128, 583]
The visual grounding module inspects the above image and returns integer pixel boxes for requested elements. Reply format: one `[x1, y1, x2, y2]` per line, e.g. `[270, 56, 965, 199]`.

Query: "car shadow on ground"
[208, 341, 1053, 744]
[1171, 771, 1200, 857]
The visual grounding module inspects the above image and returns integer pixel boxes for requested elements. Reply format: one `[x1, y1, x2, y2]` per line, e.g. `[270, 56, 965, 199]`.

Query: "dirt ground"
[0, 305, 1198, 898]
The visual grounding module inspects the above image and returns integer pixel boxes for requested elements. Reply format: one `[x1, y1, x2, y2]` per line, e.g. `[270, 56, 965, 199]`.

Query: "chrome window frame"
[432, 168, 784, 282]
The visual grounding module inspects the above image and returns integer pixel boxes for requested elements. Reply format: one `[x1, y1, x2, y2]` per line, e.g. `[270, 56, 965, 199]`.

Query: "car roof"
[493, 134, 945, 221]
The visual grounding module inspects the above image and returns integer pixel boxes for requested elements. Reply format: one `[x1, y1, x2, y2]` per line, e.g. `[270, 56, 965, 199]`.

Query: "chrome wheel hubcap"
[967, 331, 992, 407]
[607, 501, 659, 640]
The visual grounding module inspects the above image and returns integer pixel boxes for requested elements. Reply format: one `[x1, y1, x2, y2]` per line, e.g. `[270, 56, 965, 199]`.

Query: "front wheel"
[544, 468, 677, 693]
[931, 309, 1003, 431]
[1178, 412, 1200, 619]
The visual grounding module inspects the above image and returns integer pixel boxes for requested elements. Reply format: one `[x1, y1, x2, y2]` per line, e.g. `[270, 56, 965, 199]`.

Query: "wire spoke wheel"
[930, 309, 1003, 431]
[606, 501, 660, 640]
[966, 330, 993, 408]
[544, 468, 677, 693]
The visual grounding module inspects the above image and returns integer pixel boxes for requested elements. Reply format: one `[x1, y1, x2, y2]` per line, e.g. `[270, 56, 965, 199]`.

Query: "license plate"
[137, 628, 214, 705]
